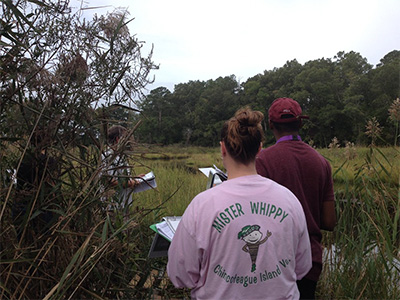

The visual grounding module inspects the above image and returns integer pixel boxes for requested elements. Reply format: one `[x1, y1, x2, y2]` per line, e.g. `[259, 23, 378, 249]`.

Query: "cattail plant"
[344, 141, 357, 160]
[388, 98, 400, 146]
[328, 137, 340, 150]
[365, 117, 383, 146]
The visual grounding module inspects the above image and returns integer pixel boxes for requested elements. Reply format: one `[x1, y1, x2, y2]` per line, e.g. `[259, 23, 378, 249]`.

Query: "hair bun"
[236, 109, 263, 128]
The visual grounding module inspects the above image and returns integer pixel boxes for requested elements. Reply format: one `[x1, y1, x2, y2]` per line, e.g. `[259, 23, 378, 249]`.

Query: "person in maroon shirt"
[256, 97, 336, 300]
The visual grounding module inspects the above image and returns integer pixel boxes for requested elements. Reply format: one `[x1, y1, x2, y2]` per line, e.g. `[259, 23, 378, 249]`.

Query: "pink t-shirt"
[167, 175, 311, 300]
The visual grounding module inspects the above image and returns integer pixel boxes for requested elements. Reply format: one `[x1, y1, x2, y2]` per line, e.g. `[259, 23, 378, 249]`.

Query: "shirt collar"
[276, 134, 302, 144]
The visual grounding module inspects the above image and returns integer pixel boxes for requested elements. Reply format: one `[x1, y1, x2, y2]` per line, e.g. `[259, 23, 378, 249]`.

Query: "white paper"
[156, 222, 175, 241]
[133, 171, 157, 193]
[163, 216, 181, 233]
[198, 167, 216, 177]
[155, 216, 182, 241]
[142, 171, 156, 181]
[199, 166, 227, 189]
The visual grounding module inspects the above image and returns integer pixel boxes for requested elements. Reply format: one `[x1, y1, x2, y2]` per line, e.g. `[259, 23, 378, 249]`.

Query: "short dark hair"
[272, 120, 301, 132]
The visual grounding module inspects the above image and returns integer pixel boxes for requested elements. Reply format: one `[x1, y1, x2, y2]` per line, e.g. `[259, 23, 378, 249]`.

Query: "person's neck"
[274, 130, 300, 141]
[225, 159, 257, 180]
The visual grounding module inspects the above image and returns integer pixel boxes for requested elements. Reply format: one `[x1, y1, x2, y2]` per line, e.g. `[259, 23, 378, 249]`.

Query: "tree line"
[135, 50, 400, 148]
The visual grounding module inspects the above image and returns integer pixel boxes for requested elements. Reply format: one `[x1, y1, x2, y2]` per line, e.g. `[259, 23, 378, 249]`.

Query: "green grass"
[132, 145, 222, 218]
[133, 144, 400, 299]
[1, 143, 398, 298]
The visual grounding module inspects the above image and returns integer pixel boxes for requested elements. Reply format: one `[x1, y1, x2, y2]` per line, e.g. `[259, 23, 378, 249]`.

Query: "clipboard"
[148, 216, 182, 258]
[199, 165, 227, 189]
[148, 231, 171, 258]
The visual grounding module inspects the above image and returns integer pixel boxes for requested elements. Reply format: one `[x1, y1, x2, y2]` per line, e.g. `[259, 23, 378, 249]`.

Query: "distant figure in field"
[102, 125, 141, 211]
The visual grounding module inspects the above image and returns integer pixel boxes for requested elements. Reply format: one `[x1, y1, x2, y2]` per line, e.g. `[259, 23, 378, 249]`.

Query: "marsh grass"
[1, 142, 399, 299]
[133, 145, 222, 218]
[320, 147, 400, 193]
[137, 145, 400, 299]
[0, 137, 179, 299]
[318, 146, 400, 299]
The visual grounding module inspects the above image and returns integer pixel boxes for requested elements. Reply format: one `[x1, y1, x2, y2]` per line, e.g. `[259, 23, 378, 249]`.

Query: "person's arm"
[321, 163, 336, 231]
[110, 174, 145, 189]
[321, 201, 336, 231]
[167, 216, 201, 289]
[110, 178, 135, 188]
[295, 212, 312, 280]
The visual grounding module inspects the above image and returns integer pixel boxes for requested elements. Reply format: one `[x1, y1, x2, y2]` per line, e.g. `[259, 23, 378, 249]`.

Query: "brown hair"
[107, 125, 127, 144]
[221, 107, 264, 165]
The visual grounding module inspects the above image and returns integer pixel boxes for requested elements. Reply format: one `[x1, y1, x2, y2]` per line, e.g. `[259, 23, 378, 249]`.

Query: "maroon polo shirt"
[256, 138, 335, 282]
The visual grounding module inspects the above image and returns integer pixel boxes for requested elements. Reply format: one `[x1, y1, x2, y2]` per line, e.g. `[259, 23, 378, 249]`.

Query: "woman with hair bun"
[167, 107, 312, 300]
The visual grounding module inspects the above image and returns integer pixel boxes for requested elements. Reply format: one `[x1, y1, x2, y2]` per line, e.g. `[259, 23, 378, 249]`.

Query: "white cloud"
[73, 0, 400, 91]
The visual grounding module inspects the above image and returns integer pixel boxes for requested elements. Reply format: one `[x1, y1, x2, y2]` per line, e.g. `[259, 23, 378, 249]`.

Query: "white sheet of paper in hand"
[163, 216, 181, 233]
[198, 167, 216, 177]
[156, 222, 175, 241]
[133, 171, 157, 193]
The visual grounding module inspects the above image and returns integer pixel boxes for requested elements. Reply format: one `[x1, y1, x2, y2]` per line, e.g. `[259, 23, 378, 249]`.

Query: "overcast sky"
[72, 0, 400, 92]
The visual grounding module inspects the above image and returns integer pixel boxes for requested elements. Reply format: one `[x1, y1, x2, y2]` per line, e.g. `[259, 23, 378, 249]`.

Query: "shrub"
[0, 0, 159, 298]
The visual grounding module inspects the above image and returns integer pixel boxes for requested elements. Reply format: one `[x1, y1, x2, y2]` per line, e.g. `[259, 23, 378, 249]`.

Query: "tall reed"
[2, 142, 398, 298]
[0, 129, 169, 299]
[319, 146, 400, 299]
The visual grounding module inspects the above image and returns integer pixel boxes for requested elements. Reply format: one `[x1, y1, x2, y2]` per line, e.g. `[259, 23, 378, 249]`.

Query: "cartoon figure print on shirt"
[238, 225, 272, 272]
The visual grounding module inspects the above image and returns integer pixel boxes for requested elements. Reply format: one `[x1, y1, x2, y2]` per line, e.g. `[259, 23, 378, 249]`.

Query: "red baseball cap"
[268, 97, 309, 123]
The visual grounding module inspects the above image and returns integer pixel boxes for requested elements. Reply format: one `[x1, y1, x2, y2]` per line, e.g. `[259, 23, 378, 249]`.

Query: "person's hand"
[128, 174, 145, 188]
[128, 179, 139, 188]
